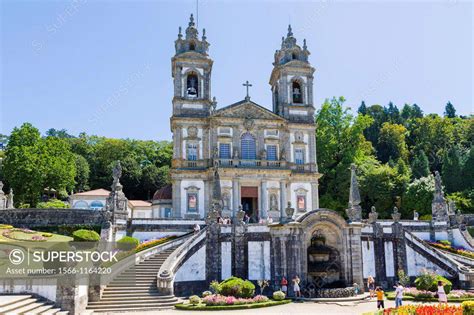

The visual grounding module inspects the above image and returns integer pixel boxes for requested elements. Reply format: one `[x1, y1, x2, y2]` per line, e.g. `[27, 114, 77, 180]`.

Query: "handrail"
[156, 227, 207, 295]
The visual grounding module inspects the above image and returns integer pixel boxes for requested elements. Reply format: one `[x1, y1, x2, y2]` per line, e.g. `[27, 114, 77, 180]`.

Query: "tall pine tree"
[444, 101, 456, 118]
[411, 150, 430, 179]
[442, 146, 462, 193]
[358, 101, 367, 115]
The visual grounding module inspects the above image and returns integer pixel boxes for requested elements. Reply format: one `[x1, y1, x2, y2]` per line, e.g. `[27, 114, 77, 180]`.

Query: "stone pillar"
[280, 180, 287, 220]
[232, 224, 247, 279]
[347, 223, 364, 288]
[392, 223, 407, 274]
[261, 181, 268, 219]
[55, 276, 88, 315]
[203, 127, 210, 159]
[206, 222, 222, 281]
[373, 223, 387, 287]
[232, 178, 239, 217]
[311, 181, 319, 210]
[172, 179, 182, 218]
[204, 180, 210, 217]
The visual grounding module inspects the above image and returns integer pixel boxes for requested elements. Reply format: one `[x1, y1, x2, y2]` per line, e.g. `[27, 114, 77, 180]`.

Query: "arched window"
[189, 42, 195, 51]
[241, 133, 256, 160]
[186, 73, 199, 98]
[292, 81, 303, 104]
[90, 200, 104, 210]
[74, 201, 89, 209]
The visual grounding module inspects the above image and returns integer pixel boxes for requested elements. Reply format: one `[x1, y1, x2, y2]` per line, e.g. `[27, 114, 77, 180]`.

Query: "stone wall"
[0, 208, 109, 228]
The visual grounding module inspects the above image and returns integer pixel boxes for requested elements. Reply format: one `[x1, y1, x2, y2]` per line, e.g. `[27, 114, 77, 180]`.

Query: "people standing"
[375, 287, 385, 310]
[394, 282, 404, 308]
[367, 275, 375, 298]
[292, 275, 301, 298]
[193, 224, 200, 233]
[437, 281, 448, 304]
[280, 277, 288, 296]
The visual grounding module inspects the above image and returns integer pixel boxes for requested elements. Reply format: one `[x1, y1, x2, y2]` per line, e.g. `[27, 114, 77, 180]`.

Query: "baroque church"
[169, 14, 320, 222]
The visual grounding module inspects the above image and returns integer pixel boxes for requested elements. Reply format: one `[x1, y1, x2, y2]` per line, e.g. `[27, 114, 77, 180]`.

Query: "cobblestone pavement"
[112, 299, 453, 315]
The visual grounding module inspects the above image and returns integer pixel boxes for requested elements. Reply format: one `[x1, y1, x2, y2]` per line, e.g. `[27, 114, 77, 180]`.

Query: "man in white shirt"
[394, 282, 404, 308]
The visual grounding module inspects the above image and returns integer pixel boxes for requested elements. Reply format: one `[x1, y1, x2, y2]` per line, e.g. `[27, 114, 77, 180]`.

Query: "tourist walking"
[367, 275, 375, 298]
[292, 275, 301, 298]
[280, 277, 288, 295]
[437, 281, 448, 304]
[394, 282, 404, 308]
[193, 224, 200, 233]
[375, 287, 385, 310]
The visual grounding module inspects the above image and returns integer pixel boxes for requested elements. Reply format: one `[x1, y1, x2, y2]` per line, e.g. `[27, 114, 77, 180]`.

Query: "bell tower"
[172, 14, 214, 117]
[269, 25, 315, 124]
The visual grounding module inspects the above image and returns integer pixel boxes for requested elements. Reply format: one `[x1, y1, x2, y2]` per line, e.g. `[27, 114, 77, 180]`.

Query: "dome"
[153, 185, 172, 201]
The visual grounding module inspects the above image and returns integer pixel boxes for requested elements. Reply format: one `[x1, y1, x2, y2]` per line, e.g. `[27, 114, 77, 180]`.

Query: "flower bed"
[175, 297, 290, 311]
[386, 288, 474, 302]
[429, 241, 474, 260]
[364, 304, 463, 315]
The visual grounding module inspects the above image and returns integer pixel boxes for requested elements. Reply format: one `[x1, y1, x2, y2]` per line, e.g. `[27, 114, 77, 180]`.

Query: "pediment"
[212, 101, 285, 121]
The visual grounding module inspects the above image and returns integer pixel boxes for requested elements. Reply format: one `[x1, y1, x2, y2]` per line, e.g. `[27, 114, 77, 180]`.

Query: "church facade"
[169, 15, 321, 222]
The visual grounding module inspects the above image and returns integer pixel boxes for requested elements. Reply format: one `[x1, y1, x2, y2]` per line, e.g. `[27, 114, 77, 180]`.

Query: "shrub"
[202, 291, 212, 298]
[117, 236, 139, 251]
[210, 280, 220, 293]
[397, 269, 410, 287]
[440, 240, 451, 246]
[0, 224, 13, 229]
[273, 290, 286, 301]
[135, 236, 177, 253]
[189, 295, 201, 305]
[462, 300, 474, 315]
[218, 277, 255, 298]
[414, 270, 452, 294]
[37, 199, 69, 209]
[42, 233, 53, 237]
[72, 229, 100, 242]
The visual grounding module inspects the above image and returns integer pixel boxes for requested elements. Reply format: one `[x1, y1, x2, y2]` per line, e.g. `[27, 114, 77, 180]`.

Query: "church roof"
[212, 99, 286, 121]
[72, 189, 110, 197]
[153, 185, 172, 201]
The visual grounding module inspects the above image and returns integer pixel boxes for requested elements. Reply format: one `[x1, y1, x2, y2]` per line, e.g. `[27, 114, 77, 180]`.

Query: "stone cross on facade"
[242, 80, 252, 100]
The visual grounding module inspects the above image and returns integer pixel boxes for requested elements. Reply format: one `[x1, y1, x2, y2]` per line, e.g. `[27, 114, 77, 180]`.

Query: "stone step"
[5, 301, 47, 314]
[42, 309, 69, 315]
[23, 303, 54, 314]
[0, 298, 38, 313]
[86, 301, 178, 310]
[0, 295, 32, 308]
[88, 297, 178, 306]
[104, 286, 157, 292]
[99, 293, 174, 299]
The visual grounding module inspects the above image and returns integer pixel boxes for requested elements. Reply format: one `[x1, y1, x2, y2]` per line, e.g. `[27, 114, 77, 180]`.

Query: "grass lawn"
[0, 227, 72, 243]
[385, 291, 474, 303]
[175, 299, 291, 311]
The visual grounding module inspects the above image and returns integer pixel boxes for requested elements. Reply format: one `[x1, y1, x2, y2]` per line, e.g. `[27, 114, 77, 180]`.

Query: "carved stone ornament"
[368, 206, 378, 224]
[187, 126, 198, 138]
[243, 117, 254, 131]
[285, 201, 295, 218]
[392, 206, 401, 222]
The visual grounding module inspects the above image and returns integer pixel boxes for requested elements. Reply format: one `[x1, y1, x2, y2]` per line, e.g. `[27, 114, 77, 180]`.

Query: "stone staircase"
[0, 295, 68, 314]
[86, 246, 180, 313]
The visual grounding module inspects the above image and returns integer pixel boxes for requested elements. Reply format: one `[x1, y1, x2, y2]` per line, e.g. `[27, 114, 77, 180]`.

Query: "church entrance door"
[241, 186, 258, 223]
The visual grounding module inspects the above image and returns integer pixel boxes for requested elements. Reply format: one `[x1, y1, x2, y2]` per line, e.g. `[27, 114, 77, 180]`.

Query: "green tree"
[411, 150, 430, 179]
[363, 104, 387, 149]
[442, 146, 463, 193]
[3, 123, 43, 205]
[358, 101, 367, 115]
[142, 164, 171, 199]
[74, 154, 90, 192]
[385, 102, 402, 124]
[444, 101, 456, 118]
[463, 147, 474, 190]
[403, 175, 435, 217]
[377, 123, 409, 163]
[316, 96, 373, 212]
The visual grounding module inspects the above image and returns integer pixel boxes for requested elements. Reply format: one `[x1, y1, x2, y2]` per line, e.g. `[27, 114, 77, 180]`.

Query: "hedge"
[174, 299, 291, 311]
[117, 236, 139, 250]
[72, 229, 100, 242]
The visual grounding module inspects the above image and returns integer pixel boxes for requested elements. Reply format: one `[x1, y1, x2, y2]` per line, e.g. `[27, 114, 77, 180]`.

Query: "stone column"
[280, 180, 287, 220]
[392, 222, 407, 274]
[172, 179, 182, 218]
[347, 223, 364, 288]
[204, 180, 210, 217]
[232, 178, 239, 217]
[261, 181, 268, 219]
[311, 181, 319, 210]
[373, 223, 387, 287]
[203, 127, 210, 159]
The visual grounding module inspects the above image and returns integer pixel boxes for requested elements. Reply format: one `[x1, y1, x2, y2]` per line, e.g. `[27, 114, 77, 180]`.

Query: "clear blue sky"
[1, 0, 472, 141]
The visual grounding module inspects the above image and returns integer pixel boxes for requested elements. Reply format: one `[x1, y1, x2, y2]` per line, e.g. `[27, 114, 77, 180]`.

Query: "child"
[376, 287, 385, 310]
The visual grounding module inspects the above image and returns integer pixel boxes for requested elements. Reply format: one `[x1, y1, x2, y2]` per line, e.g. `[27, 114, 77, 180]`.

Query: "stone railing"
[157, 228, 207, 295]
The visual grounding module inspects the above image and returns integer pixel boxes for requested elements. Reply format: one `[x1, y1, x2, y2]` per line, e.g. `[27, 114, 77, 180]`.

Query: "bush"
[462, 301, 474, 315]
[414, 270, 452, 294]
[37, 199, 69, 209]
[117, 236, 139, 251]
[273, 290, 286, 301]
[189, 295, 201, 305]
[0, 224, 13, 229]
[420, 214, 432, 221]
[218, 277, 255, 298]
[42, 233, 53, 237]
[72, 229, 100, 242]
[202, 291, 212, 298]
[440, 240, 451, 246]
